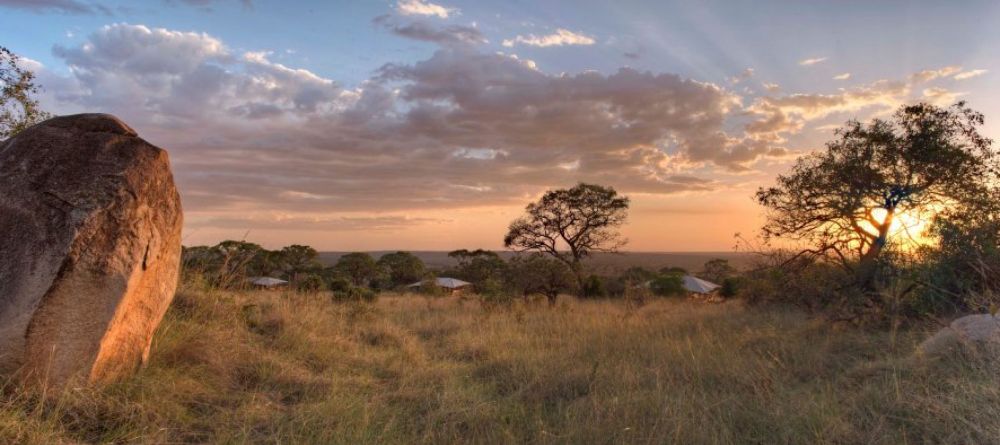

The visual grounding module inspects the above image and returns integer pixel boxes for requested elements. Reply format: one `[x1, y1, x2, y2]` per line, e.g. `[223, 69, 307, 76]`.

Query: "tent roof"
[251, 276, 288, 286]
[683, 275, 720, 293]
[407, 277, 473, 289]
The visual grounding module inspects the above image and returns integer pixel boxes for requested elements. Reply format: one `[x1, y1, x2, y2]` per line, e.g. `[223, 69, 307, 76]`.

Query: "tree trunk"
[856, 209, 894, 291]
[571, 261, 586, 297]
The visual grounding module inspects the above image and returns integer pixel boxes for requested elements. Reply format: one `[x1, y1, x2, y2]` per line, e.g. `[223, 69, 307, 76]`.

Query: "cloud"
[922, 87, 965, 106]
[174, 0, 253, 10]
[50, 24, 341, 120]
[729, 68, 754, 84]
[954, 69, 987, 80]
[502, 28, 595, 48]
[744, 65, 972, 139]
[761, 82, 780, 92]
[746, 78, 910, 136]
[40, 23, 797, 231]
[909, 65, 962, 83]
[833, 72, 850, 80]
[374, 16, 485, 45]
[188, 214, 446, 232]
[0, 0, 107, 14]
[396, 0, 454, 18]
[798, 57, 827, 66]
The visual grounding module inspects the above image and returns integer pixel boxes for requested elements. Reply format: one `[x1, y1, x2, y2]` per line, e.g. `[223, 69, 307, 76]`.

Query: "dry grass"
[1, 286, 998, 444]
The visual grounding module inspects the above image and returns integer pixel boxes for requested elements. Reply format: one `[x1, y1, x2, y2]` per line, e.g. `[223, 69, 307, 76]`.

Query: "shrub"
[332, 286, 377, 303]
[650, 274, 685, 297]
[720, 277, 742, 298]
[294, 274, 325, 293]
[328, 277, 352, 293]
[581, 275, 607, 298]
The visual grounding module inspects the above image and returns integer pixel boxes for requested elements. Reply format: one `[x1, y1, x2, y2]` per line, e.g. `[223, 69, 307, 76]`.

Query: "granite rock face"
[0, 113, 183, 387]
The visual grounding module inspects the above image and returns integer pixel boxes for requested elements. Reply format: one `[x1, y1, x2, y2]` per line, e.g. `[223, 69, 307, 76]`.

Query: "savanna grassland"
[1, 284, 998, 444]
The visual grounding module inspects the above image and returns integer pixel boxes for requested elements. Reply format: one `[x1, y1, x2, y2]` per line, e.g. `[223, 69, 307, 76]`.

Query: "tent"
[682, 275, 720, 294]
[407, 277, 473, 290]
[250, 276, 289, 288]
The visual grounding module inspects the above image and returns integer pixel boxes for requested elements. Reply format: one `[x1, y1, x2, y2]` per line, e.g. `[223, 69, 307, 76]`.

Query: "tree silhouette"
[504, 183, 629, 292]
[756, 102, 996, 289]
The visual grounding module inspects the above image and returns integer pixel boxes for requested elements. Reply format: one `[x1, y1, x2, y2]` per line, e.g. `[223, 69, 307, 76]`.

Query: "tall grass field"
[1, 286, 997, 444]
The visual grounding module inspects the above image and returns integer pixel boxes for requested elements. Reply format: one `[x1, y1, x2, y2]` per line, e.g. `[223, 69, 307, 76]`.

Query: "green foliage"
[294, 274, 326, 293]
[581, 275, 607, 298]
[0, 46, 50, 139]
[328, 276, 352, 293]
[331, 285, 377, 303]
[507, 253, 576, 305]
[909, 201, 1000, 315]
[447, 249, 507, 292]
[376, 251, 426, 288]
[649, 273, 685, 297]
[719, 277, 741, 298]
[334, 252, 379, 287]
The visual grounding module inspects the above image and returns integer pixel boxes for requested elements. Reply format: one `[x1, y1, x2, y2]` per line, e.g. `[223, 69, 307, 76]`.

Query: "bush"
[332, 286, 377, 303]
[581, 275, 607, 298]
[328, 277, 352, 293]
[294, 274, 325, 293]
[720, 277, 742, 298]
[650, 274, 685, 297]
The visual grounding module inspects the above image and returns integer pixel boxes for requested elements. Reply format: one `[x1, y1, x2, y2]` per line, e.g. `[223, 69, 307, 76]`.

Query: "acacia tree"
[1, 46, 50, 139]
[756, 102, 996, 289]
[504, 183, 629, 291]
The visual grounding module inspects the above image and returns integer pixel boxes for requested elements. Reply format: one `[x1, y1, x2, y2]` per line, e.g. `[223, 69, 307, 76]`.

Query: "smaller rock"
[917, 314, 1000, 357]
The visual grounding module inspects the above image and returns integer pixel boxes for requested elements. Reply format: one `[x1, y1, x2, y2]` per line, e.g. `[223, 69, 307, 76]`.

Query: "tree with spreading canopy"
[334, 252, 380, 287]
[1, 46, 50, 139]
[756, 102, 997, 290]
[377, 251, 426, 287]
[504, 183, 629, 292]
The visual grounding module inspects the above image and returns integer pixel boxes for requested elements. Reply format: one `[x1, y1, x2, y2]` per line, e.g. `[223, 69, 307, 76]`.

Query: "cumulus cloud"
[502, 28, 595, 47]
[396, 0, 454, 18]
[41, 23, 799, 232]
[798, 57, 827, 66]
[833, 72, 850, 80]
[954, 69, 987, 80]
[0, 0, 108, 14]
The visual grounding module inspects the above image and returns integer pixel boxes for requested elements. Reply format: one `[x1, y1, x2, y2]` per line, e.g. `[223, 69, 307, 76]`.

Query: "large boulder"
[917, 313, 1000, 357]
[0, 113, 183, 387]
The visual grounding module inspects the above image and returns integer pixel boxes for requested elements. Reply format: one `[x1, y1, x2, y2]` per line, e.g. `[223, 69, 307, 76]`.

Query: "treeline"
[181, 242, 740, 305]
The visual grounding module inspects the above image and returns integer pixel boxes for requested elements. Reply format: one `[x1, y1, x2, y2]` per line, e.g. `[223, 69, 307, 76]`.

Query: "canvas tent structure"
[682, 275, 720, 294]
[407, 277, 473, 293]
[250, 276, 289, 289]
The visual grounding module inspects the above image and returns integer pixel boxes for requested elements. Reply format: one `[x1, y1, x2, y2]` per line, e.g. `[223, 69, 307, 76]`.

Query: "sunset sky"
[1, 0, 997, 251]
